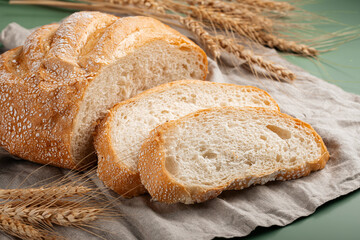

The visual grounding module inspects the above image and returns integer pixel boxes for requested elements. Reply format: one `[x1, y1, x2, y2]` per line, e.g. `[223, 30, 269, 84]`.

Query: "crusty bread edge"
[94, 80, 280, 197]
[94, 110, 146, 197]
[105, 80, 280, 113]
[138, 107, 330, 204]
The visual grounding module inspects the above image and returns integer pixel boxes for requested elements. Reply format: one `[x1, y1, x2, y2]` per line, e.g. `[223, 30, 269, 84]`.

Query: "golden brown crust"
[0, 12, 207, 169]
[94, 80, 280, 197]
[138, 107, 330, 204]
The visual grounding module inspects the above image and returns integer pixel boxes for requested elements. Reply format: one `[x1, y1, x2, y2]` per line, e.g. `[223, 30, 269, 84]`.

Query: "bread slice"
[94, 80, 280, 197]
[0, 12, 207, 169]
[138, 107, 330, 204]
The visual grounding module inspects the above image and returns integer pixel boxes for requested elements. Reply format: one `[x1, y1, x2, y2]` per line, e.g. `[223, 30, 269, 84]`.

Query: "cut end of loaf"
[138, 107, 329, 204]
[71, 35, 207, 164]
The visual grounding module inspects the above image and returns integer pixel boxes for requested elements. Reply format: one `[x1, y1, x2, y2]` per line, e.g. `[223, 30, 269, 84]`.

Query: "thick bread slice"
[94, 80, 279, 197]
[138, 107, 330, 204]
[0, 11, 207, 169]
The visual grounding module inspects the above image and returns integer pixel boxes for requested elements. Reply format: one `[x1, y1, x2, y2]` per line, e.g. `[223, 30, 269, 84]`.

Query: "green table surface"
[0, 0, 359, 239]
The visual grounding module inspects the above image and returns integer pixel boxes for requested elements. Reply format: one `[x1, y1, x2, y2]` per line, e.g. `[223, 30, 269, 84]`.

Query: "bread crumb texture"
[94, 80, 280, 197]
[138, 107, 329, 204]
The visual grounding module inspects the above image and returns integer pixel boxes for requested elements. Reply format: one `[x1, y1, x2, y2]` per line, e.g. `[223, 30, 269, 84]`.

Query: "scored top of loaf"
[0, 11, 207, 169]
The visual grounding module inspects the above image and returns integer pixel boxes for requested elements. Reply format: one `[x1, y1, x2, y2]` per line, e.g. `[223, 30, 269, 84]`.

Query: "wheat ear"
[257, 32, 319, 56]
[216, 36, 295, 81]
[0, 186, 91, 201]
[101, 0, 165, 12]
[231, 24, 318, 56]
[0, 204, 100, 227]
[236, 0, 295, 12]
[179, 15, 295, 80]
[186, 0, 273, 30]
[178, 16, 221, 58]
[0, 213, 57, 240]
[187, 8, 316, 57]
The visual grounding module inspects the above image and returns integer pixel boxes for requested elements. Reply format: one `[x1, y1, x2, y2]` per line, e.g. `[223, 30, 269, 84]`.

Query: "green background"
[0, 0, 359, 239]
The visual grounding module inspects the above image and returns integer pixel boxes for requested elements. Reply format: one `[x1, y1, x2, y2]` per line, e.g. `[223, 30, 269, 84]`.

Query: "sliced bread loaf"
[94, 80, 279, 197]
[138, 107, 330, 204]
[0, 12, 207, 169]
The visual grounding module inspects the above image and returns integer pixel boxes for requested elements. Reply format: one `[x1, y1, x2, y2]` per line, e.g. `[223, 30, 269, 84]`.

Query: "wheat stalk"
[0, 186, 91, 201]
[216, 35, 295, 80]
[177, 16, 294, 79]
[98, 0, 165, 12]
[236, 0, 295, 12]
[0, 169, 117, 239]
[231, 25, 319, 56]
[170, 3, 316, 57]
[258, 32, 319, 56]
[185, 6, 316, 57]
[186, 0, 274, 30]
[189, 6, 265, 30]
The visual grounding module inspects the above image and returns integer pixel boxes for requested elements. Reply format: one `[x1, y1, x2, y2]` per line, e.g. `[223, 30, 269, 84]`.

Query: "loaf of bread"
[138, 107, 330, 204]
[0, 11, 207, 169]
[94, 80, 280, 197]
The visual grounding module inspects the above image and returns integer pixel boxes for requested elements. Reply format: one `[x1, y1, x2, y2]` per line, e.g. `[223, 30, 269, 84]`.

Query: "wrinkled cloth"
[1, 23, 360, 240]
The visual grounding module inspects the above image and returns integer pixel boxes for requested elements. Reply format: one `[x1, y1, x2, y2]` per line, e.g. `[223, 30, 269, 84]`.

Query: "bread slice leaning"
[94, 80, 279, 197]
[138, 107, 330, 204]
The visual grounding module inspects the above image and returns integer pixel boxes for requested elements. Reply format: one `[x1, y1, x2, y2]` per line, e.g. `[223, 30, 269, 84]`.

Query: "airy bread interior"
[161, 107, 323, 188]
[109, 82, 279, 172]
[71, 41, 206, 162]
